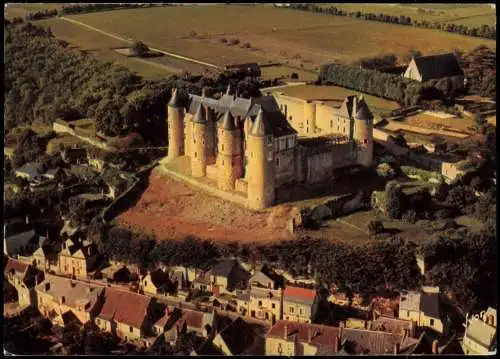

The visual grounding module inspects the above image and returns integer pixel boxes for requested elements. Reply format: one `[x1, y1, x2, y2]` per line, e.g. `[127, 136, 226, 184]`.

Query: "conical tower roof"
[225, 83, 232, 96]
[192, 102, 207, 124]
[249, 108, 267, 137]
[220, 110, 235, 130]
[168, 88, 182, 108]
[355, 96, 373, 120]
[206, 106, 215, 122]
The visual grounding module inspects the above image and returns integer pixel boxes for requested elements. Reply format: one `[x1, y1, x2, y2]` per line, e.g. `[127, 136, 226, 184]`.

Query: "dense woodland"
[4, 22, 260, 145]
[289, 3, 496, 40]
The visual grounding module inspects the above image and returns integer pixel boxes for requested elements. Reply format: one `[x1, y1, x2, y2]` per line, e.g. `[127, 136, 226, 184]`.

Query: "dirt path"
[59, 16, 221, 70]
[116, 167, 295, 244]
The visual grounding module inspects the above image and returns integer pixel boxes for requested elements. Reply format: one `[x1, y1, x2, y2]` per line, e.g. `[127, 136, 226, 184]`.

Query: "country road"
[58, 16, 221, 70]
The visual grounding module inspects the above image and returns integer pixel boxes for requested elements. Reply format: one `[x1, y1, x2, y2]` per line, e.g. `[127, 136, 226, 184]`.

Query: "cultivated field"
[318, 3, 496, 27]
[269, 84, 399, 114]
[37, 18, 175, 79]
[4, 3, 64, 19]
[260, 65, 319, 82]
[62, 5, 495, 71]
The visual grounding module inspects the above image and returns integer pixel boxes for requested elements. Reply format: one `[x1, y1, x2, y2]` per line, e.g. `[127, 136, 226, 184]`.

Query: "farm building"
[402, 53, 464, 83]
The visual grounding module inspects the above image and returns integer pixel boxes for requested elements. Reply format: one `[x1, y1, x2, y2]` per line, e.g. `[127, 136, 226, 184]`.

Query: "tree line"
[288, 3, 496, 40]
[4, 22, 261, 146]
[23, 4, 164, 21]
[319, 62, 464, 106]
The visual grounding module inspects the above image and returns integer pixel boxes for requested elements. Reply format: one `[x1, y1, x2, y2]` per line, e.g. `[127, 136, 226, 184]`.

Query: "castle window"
[289, 116, 292, 122]
[222, 144, 225, 151]
[330, 120, 333, 128]
[194, 152, 197, 158]
[364, 139, 367, 144]
[222, 160, 225, 166]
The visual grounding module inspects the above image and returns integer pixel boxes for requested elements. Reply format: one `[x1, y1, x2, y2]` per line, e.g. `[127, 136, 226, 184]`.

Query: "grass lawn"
[62, 5, 494, 71]
[270, 84, 399, 114]
[317, 4, 495, 27]
[36, 18, 175, 79]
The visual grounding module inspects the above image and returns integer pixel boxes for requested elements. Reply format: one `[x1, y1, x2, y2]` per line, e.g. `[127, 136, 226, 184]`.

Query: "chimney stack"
[393, 342, 400, 354]
[432, 339, 439, 354]
[284, 324, 288, 339]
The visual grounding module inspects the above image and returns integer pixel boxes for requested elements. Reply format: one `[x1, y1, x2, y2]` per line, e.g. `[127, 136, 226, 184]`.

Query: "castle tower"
[304, 100, 316, 136]
[247, 108, 275, 210]
[217, 110, 242, 191]
[353, 95, 374, 167]
[243, 117, 253, 178]
[205, 105, 217, 159]
[167, 88, 185, 160]
[191, 103, 208, 177]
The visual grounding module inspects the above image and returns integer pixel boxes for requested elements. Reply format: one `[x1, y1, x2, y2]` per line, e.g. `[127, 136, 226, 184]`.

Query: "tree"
[402, 210, 417, 224]
[385, 181, 405, 219]
[131, 41, 149, 57]
[291, 72, 299, 79]
[367, 220, 384, 236]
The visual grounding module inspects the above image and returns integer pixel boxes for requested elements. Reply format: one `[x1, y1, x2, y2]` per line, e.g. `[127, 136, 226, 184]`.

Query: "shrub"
[435, 208, 454, 219]
[241, 42, 251, 48]
[188, 30, 197, 38]
[219, 37, 228, 44]
[291, 73, 299, 79]
[442, 219, 458, 230]
[367, 220, 384, 235]
[229, 38, 240, 46]
[131, 41, 149, 58]
[402, 210, 417, 224]
[385, 181, 405, 219]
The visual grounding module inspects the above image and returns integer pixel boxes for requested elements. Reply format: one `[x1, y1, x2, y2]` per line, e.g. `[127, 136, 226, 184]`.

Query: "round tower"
[304, 101, 316, 136]
[217, 110, 242, 191]
[247, 109, 275, 210]
[191, 103, 207, 177]
[353, 96, 374, 167]
[167, 88, 185, 160]
[243, 117, 253, 178]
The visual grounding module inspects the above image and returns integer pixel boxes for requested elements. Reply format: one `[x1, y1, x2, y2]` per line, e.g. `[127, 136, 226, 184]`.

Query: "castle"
[165, 86, 373, 210]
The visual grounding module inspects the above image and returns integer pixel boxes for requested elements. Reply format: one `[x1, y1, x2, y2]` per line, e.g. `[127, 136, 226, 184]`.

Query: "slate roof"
[192, 103, 207, 124]
[355, 98, 374, 121]
[36, 274, 103, 311]
[168, 88, 182, 108]
[4, 221, 35, 238]
[342, 327, 420, 354]
[283, 286, 316, 305]
[411, 53, 464, 81]
[216, 317, 253, 355]
[371, 316, 415, 336]
[4, 258, 29, 276]
[399, 291, 440, 318]
[186, 93, 296, 138]
[15, 162, 42, 179]
[209, 260, 238, 278]
[97, 287, 151, 328]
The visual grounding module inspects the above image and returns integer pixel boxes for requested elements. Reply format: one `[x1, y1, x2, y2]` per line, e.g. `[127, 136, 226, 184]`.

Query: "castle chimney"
[393, 342, 400, 354]
[432, 340, 439, 354]
[284, 324, 288, 339]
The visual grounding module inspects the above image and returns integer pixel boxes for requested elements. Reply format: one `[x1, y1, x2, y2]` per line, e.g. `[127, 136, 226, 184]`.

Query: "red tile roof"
[284, 286, 316, 302]
[4, 258, 29, 275]
[266, 321, 340, 351]
[97, 288, 151, 328]
[177, 309, 204, 330]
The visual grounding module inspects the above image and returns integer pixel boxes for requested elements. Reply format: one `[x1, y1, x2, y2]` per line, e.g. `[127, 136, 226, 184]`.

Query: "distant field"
[318, 3, 496, 27]
[37, 18, 175, 79]
[270, 85, 399, 114]
[63, 5, 494, 71]
[4, 3, 63, 19]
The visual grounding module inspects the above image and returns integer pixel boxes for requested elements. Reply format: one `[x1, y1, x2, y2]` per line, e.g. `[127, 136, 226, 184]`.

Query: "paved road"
[59, 16, 221, 70]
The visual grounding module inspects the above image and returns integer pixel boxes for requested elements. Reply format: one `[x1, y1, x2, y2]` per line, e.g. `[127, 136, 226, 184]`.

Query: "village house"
[58, 238, 99, 278]
[398, 286, 444, 333]
[32, 241, 60, 273]
[462, 307, 496, 355]
[441, 159, 478, 183]
[249, 266, 281, 289]
[163, 308, 216, 345]
[3, 217, 37, 256]
[168, 265, 200, 288]
[402, 53, 464, 83]
[95, 287, 155, 341]
[265, 320, 426, 356]
[193, 259, 250, 296]
[36, 274, 103, 327]
[265, 320, 341, 356]
[4, 257, 43, 308]
[248, 286, 283, 323]
[140, 269, 171, 296]
[212, 317, 254, 355]
[282, 286, 317, 323]
[153, 306, 183, 337]
[369, 315, 418, 338]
